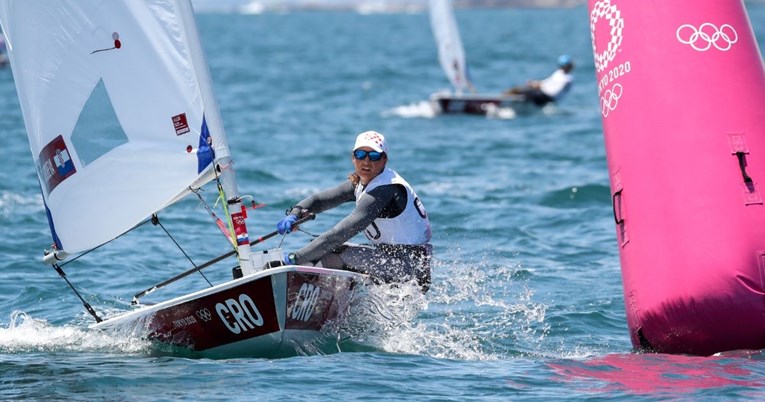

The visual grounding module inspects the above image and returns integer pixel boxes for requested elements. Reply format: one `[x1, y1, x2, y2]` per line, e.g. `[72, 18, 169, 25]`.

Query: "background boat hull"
[430, 93, 529, 115]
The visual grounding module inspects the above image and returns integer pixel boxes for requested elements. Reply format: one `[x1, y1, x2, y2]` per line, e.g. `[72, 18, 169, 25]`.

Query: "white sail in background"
[429, 0, 472, 93]
[0, 0, 232, 253]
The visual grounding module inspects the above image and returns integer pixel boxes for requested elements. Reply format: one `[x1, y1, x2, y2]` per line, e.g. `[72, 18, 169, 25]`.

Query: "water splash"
[338, 259, 549, 361]
[0, 256, 550, 361]
[484, 103, 517, 120]
[382, 101, 437, 119]
[431, 260, 551, 358]
[0, 311, 150, 354]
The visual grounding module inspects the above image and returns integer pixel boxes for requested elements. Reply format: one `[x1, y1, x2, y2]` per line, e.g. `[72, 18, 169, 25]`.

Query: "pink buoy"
[589, 0, 765, 355]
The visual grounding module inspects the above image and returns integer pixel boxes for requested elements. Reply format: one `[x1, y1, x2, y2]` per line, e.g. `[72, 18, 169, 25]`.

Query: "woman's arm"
[288, 180, 356, 216]
[292, 184, 402, 264]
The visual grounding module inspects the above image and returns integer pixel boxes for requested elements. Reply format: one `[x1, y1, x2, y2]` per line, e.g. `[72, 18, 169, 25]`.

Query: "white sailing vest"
[355, 168, 431, 245]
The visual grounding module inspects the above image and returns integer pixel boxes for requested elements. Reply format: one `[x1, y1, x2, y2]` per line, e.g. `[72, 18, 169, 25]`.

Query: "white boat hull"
[91, 266, 368, 357]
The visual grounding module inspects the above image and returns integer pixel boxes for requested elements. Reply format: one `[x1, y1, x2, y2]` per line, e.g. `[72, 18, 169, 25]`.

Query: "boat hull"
[429, 92, 530, 115]
[92, 266, 367, 357]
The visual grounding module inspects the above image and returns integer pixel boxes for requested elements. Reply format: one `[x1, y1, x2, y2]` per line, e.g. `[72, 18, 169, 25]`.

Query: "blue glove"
[283, 252, 296, 265]
[277, 214, 298, 235]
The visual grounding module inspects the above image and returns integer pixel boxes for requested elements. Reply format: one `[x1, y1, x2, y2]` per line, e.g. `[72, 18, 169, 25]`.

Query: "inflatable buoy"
[589, 0, 765, 355]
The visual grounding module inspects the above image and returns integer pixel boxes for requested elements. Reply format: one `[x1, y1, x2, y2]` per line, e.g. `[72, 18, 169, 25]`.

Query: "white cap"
[353, 131, 388, 153]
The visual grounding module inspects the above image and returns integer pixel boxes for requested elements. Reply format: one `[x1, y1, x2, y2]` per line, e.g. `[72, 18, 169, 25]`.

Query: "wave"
[0, 311, 150, 355]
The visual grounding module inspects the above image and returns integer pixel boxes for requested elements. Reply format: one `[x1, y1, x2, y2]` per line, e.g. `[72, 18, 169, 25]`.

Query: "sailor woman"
[277, 131, 433, 291]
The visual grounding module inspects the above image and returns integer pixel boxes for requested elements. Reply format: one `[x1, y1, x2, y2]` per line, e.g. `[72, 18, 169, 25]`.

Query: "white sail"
[0, 0, 232, 254]
[429, 0, 472, 93]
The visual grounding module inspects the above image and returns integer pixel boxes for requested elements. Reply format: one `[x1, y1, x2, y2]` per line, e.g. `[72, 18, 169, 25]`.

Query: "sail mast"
[177, 2, 256, 274]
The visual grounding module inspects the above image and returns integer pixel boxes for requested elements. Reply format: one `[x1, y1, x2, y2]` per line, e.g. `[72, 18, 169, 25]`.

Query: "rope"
[277, 227, 319, 248]
[58, 219, 153, 268]
[152, 214, 213, 287]
[52, 263, 102, 323]
[192, 187, 236, 250]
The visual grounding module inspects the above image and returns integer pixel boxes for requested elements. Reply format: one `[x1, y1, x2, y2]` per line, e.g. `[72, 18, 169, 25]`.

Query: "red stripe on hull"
[146, 275, 279, 351]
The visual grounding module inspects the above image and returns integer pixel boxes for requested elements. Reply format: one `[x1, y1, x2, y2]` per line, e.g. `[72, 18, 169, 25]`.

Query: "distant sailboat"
[430, 0, 472, 95]
[428, 0, 525, 115]
[0, 0, 369, 357]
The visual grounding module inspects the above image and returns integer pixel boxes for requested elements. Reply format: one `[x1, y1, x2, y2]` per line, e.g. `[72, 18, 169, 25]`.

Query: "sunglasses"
[353, 149, 384, 162]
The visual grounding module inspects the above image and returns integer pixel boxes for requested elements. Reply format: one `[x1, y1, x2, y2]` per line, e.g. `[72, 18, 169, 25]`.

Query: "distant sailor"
[505, 54, 575, 106]
[0, 32, 7, 67]
[277, 131, 433, 291]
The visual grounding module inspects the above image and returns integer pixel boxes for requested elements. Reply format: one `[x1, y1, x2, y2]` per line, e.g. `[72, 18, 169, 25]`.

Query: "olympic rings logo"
[676, 23, 738, 51]
[590, 0, 624, 73]
[196, 308, 212, 322]
[601, 83, 623, 117]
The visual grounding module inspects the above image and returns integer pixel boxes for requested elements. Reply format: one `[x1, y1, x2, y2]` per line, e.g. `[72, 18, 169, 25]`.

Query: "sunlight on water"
[0, 311, 150, 354]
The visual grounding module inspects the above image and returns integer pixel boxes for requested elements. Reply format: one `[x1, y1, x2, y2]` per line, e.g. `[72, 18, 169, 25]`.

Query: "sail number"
[292, 283, 322, 322]
[216, 293, 264, 334]
[598, 61, 631, 92]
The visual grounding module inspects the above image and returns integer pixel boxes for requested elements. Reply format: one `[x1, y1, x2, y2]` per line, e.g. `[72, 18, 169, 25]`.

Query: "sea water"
[2, 5, 765, 400]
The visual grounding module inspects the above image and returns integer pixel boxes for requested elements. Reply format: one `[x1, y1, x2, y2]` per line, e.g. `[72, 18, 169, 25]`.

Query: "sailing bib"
[355, 168, 431, 245]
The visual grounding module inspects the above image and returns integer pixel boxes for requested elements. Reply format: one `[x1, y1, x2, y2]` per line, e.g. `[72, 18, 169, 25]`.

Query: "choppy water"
[2, 4, 765, 400]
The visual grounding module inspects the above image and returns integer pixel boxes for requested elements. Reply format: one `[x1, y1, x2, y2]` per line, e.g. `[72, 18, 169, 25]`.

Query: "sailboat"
[0, 0, 369, 357]
[428, 0, 525, 115]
